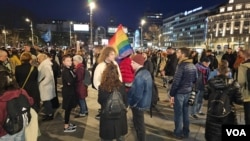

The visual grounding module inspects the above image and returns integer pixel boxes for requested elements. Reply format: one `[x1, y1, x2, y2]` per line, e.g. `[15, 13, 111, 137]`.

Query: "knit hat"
[132, 54, 145, 66]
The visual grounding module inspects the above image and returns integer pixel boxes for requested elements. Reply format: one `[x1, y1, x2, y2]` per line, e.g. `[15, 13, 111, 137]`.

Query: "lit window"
[229, 0, 234, 3]
[220, 7, 225, 12]
[227, 6, 233, 11]
[246, 3, 250, 9]
[236, 4, 242, 10]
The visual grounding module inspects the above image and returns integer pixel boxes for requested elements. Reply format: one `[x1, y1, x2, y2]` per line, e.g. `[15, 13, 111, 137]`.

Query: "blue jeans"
[174, 93, 190, 137]
[79, 99, 88, 114]
[189, 90, 204, 115]
[196, 90, 204, 113]
[0, 128, 25, 141]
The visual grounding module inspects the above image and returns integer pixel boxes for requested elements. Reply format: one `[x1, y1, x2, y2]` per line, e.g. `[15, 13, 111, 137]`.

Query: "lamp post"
[2, 28, 7, 47]
[25, 18, 34, 46]
[140, 19, 146, 47]
[34, 35, 39, 45]
[0, 25, 6, 47]
[69, 21, 73, 46]
[89, 2, 95, 48]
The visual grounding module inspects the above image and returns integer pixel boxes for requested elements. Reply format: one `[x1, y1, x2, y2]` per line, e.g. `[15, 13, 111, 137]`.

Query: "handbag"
[21, 66, 34, 88]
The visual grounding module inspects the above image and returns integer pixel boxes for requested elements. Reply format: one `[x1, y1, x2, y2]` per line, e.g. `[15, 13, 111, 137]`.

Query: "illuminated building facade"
[207, 0, 250, 50]
[162, 6, 219, 48]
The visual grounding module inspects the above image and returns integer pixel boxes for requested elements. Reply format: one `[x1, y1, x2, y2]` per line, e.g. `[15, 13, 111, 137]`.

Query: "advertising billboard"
[108, 26, 128, 34]
[73, 24, 89, 32]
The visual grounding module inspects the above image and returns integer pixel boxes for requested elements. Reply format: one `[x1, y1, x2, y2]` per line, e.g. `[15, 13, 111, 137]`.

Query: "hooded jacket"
[238, 59, 250, 102]
[170, 58, 197, 96]
[0, 89, 34, 137]
[204, 75, 243, 141]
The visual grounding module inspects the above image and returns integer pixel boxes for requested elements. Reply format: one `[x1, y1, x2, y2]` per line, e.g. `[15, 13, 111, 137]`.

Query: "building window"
[236, 4, 242, 10]
[246, 3, 250, 9]
[227, 6, 233, 11]
[220, 7, 225, 12]
[229, 0, 234, 3]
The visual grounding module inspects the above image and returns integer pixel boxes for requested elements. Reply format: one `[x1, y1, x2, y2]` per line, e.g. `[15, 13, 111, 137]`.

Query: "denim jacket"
[128, 67, 153, 110]
[170, 58, 197, 96]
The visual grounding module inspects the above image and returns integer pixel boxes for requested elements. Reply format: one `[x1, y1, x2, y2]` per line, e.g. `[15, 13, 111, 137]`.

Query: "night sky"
[1, 0, 227, 29]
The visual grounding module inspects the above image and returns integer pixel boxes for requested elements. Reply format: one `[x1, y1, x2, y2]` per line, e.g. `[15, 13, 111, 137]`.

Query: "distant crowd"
[0, 45, 250, 141]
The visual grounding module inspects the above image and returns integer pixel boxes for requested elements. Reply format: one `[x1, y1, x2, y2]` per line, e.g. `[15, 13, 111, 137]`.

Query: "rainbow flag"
[109, 24, 134, 59]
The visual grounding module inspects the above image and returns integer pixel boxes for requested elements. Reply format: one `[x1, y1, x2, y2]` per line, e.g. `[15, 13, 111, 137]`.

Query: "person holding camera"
[169, 48, 197, 139]
[189, 57, 210, 119]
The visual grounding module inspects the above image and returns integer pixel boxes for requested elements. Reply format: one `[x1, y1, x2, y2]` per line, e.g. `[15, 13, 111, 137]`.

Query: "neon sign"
[184, 6, 203, 16]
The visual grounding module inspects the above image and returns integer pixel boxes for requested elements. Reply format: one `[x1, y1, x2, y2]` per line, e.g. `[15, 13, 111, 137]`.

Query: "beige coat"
[25, 108, 40, 141]
[93, 61, 122, 90]
[238, 62, 250, 102]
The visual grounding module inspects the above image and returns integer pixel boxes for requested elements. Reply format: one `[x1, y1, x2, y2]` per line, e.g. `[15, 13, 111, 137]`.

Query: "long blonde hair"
[98, 46, 117, 63]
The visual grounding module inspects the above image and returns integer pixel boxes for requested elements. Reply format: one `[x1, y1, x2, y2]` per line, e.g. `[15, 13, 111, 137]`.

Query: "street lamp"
[89, 1, 96, 48]
[141, 19, 146, 47]
[69, 21, 73, 46]
[2, 28, 7, 47]
[25, 18, 34, 46]
[158, 34, 162, 46]
[34, 35, 39, 45]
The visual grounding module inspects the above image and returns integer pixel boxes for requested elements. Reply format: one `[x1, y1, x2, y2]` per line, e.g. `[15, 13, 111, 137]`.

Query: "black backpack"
[83, 68, 91, 86]
[101, 90, 126, 119]
[207, 79, 231, 118]
[3, 93, 31, 135]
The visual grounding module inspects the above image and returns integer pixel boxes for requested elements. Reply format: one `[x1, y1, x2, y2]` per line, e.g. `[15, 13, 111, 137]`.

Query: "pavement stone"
[37, 76, 244, 141]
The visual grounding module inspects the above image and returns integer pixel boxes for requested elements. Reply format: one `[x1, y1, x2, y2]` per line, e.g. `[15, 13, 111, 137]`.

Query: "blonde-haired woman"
[37, 53, 56, 121]
[93, 46, 122, 119]
[208, 60, 232, 80]
[93, 47, 122, 89]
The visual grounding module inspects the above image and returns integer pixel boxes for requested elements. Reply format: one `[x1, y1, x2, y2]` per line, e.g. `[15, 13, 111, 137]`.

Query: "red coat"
[119, 57, 134, 83]
[0, 89, 34, 137]
[75, 63, 88, 99]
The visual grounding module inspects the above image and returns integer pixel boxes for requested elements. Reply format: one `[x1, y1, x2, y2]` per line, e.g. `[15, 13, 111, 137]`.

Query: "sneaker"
[64, 126, 76, 133]
[74, 113, 86, 118]
[198, 112, 206, 116]
[95, 113, 100, 119]
[69, 123, 77, 128]
[172, 133, 183, 140]
[191, 114, 199, 119]
[42, 114, 54, 121]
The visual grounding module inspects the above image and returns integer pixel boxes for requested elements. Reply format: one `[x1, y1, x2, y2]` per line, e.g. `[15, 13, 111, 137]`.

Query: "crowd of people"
[0, 44, 250, 141]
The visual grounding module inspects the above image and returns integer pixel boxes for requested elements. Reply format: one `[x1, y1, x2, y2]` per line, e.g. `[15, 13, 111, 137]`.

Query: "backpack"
[3, 93, 31, 135]
[207, 79, 231, 118]
[101, 90, 126, 119]
[150, 82, 159, 118]
[246, 68, 250, 91]
[83, 68, 91, 86]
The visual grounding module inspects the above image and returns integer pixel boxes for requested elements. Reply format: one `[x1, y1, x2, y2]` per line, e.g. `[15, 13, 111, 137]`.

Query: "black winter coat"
[15, 62, 40, 112]
[61, 67, 77, 110]
[164, 53, 178, 76]
[98, 85, 128, 140]
[204, 75, 243, 141]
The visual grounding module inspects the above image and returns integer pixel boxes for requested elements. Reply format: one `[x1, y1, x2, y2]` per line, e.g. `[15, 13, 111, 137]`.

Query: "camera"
[188, 91, 196, 106]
